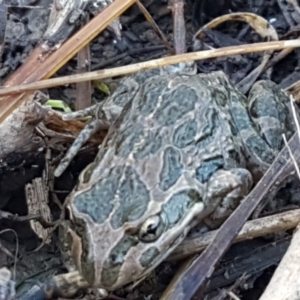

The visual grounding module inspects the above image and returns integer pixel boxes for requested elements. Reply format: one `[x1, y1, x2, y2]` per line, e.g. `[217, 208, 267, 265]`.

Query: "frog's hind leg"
[54, 119, 102, 177]
[246, 80, 298, 217]
[247, 80, 295, 151]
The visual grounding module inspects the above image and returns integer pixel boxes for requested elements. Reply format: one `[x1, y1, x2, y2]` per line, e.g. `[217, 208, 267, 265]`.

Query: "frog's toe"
[205, 168, 253, 228]
[23, 271, 90, 299]
[62, 104, 98, 121]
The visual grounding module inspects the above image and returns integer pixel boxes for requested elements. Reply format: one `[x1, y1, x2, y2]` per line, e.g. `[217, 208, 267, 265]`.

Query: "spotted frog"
[54, 69, 294, 296]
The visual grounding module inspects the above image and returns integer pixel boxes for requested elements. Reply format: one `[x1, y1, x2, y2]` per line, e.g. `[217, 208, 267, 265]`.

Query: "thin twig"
[282, 95, 300, 180]
[0, 209, 56, 228]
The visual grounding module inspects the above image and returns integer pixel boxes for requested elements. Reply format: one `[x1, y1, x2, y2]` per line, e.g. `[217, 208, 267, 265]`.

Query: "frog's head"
[66, 164, 207, 291]
[66, 147, 253, 291]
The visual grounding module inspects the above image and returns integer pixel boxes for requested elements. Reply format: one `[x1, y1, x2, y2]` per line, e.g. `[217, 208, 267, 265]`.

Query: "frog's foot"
[62, 104, 98, 121]
[0, 268, 15, 300]
[62, 103, 111, 128]
[54, 119, 102, 177]
[62, 75, 139, 124]
[26, 271, 91, 299]
[204, 168, 253, 229]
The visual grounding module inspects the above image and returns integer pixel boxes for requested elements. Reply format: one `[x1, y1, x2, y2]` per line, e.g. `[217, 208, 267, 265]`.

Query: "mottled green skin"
[66, 71, 292, 290]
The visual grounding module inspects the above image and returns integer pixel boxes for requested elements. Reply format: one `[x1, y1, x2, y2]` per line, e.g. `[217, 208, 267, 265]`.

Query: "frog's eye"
[138, 215, 165, 243]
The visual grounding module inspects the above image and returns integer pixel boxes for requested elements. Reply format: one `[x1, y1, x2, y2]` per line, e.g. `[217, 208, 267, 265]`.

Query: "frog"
[50, 67, 294, 298]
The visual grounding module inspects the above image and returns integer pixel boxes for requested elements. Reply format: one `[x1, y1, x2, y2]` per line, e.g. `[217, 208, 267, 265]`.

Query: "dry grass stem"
[1, 40, 300, 96]
[0, 0, 136, 124]
[259, 225, 300, 300]
[136, 0, 173, 54]
[169, 208, 300, 261]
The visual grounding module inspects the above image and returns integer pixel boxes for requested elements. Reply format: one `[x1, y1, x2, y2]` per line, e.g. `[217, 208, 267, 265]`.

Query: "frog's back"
[92, 73, 247, 201]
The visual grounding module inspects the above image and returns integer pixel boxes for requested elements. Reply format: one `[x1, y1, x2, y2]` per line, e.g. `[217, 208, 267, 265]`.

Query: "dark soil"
[1, 0, 300, 299]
